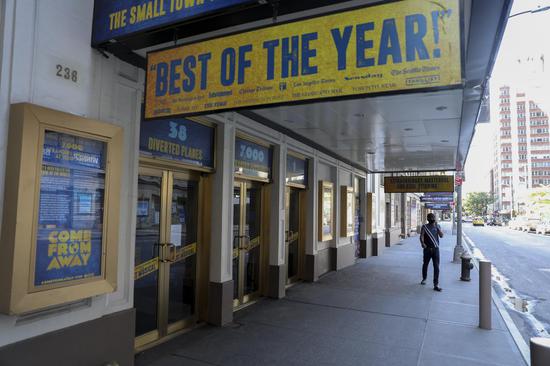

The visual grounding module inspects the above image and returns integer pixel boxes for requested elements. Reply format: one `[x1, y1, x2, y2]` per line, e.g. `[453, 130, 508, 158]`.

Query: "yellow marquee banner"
[384, 176, 454, 193]
[146, 0, 461, 118]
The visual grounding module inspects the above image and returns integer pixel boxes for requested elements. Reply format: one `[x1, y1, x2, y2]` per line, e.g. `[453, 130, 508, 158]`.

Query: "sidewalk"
[135, 225, 526, 366]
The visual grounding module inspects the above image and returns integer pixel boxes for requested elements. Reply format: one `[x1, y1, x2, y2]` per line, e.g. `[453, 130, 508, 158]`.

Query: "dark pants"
[422, 247, 440, 285]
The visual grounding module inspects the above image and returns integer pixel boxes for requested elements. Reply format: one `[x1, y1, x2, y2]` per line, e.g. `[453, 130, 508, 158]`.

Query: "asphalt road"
[462, 223, 550, 343]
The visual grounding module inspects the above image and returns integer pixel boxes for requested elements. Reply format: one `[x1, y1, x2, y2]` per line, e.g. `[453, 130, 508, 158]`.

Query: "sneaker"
[421, 280, 426, 285]
[433, 286, 442, 292]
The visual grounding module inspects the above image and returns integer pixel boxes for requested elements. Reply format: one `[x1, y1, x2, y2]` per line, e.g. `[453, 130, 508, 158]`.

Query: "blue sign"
[140, 118, 214, 168]
[235, 138, 272, 180]
[423, 192, 454, 197]
[92, 0, 254, 45]
[425, 203, 451, 210]
[420, 196, 453, 203]
[286, 155, 308, 186]
[35, 131, 106, 287]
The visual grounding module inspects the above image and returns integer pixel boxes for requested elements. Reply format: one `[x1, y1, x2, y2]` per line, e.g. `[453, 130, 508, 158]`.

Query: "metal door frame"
[233, 180, 263, 308]
[135, 165, 201, 350]
[285, 186, 302, 285]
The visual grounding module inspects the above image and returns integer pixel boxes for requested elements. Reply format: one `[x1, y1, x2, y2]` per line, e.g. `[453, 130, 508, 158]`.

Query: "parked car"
[487, 217, 503, 226]
[509, 217, 526, 230]
[472, 217, 485, 226]
[524, 217, 541, 232]
[536, 221, 550, 235]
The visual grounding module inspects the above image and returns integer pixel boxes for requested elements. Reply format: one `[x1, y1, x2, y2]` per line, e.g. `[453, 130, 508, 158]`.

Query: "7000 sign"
[239, 144, 264, 163]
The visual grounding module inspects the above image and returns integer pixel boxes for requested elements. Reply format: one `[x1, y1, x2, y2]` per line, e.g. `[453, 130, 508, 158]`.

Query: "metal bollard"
[460, 253, 474, 281]
[479, 260, 492, 330]
[530, 337, 550, 366]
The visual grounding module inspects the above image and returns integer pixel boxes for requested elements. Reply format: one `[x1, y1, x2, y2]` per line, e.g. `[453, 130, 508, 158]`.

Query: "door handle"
[239, 235, 250, 250]
[159, 243, 176, 263]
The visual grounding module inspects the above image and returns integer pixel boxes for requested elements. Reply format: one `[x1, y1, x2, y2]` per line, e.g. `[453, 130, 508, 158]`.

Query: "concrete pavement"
[135, 225, 526, 366]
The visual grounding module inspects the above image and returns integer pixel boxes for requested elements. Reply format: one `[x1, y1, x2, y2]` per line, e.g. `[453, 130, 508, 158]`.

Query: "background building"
[492, 84, 550, 217]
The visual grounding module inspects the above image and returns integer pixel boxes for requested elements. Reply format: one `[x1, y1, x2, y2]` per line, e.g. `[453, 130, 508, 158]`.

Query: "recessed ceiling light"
[436, 106, 447, 111]
[366, 151, 375, 155]
[404, 128, 413, 131]
[441, 139, 449, 143]
[353, 113, 365, 118]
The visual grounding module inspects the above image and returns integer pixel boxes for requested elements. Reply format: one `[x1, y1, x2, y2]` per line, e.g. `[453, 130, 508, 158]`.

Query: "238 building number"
[55, 64, 78, 82]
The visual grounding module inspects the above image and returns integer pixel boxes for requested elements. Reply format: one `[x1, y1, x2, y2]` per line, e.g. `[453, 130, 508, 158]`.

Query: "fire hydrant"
[460, 253, 474, 281]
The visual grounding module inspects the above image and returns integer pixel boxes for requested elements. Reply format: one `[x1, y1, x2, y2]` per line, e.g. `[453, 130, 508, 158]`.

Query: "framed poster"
[0, 103, 122, 315]
[318, 181, 334, 242]
[340, 186, 355, 237]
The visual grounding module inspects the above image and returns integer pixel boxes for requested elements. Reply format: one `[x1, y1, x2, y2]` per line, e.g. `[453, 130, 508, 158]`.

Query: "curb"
[462, 231, 530, 365]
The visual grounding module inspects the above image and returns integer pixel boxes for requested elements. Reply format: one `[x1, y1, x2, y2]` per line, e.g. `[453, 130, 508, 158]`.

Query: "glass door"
[233, 181, 262, 307]
[285, 187, 300, 284]
[134, 170, 163, 343]
[134, 167, 199, 348]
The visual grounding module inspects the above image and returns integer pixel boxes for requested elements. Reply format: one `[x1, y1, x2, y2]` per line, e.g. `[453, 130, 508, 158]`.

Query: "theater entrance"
[233, 180, 264, 307]
[134, 167, 200, 349]
[285, 187, 302, 285]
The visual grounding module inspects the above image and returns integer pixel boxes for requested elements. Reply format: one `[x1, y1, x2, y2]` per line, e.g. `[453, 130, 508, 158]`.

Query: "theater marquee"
[145, 0, 462, 118]
[384, 176, 454, 193]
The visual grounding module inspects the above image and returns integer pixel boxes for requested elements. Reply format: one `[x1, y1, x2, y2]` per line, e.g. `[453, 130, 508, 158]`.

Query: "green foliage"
[464, 192, 493, 217]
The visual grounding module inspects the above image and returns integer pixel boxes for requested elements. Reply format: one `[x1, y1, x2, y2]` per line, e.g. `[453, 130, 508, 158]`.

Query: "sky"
[463, 0, 550, 195]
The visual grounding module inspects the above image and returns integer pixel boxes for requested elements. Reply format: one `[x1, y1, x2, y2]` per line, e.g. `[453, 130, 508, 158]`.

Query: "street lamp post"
[453, 179, 464, 262]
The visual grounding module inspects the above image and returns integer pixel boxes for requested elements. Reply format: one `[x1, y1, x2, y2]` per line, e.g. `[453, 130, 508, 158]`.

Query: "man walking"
[420, 213, 444, 291]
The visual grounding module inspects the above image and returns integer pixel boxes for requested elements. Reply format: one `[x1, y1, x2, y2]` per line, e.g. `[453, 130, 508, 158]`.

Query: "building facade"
[492, 85, 550, 217]
[0, 0, 508, 365]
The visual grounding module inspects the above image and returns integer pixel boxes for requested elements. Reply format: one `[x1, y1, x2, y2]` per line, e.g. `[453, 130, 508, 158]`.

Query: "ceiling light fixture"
[441, 139, 449, 143]
[404, 128, 413, 131]
[436, 106, 447, 111]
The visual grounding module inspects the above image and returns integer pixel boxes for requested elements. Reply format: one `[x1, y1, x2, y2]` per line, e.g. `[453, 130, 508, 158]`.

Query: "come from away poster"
[34, 131, 106, 287]
[145, 0, 461, 118]
[92, 0, 254, 45]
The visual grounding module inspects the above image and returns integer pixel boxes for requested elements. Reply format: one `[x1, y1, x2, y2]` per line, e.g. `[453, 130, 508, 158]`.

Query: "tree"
[464, 192, 494, 217]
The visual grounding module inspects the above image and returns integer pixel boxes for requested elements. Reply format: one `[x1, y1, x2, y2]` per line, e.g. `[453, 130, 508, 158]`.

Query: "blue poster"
[234, 138, 272, 180]
[140, 118, 214, 168]
[92, 0, 254, 45]
[34, 131, 106, 287]
[286, 155, 308, 186]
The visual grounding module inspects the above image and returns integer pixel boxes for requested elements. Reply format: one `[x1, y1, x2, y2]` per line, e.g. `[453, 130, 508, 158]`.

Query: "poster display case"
[0, 103, 122, 314]
[340, 186, 355, 237]
[318, 181, 334, 242]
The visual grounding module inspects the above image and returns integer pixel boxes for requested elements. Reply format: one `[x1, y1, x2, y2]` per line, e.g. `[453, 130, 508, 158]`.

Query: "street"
[462, 223, 550, 343]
